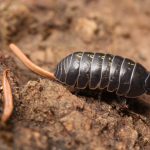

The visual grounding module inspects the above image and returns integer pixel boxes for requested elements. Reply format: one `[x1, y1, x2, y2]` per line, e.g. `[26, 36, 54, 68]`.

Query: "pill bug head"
[54, 52, 83, 86]
[54, 54, 71, 84]
[145, 73, 150, 95]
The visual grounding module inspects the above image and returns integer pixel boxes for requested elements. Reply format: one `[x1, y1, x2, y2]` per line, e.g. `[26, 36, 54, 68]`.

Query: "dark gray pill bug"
[54, 52, 150, 98]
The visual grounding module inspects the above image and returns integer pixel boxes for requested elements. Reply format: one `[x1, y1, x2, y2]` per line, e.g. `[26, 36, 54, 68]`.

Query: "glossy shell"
[55, 52, 149, 98]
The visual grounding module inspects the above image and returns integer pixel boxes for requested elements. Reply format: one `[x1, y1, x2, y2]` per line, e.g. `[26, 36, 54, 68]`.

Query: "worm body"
[2, 69, 13, 123]
[55, 52, 150, 98]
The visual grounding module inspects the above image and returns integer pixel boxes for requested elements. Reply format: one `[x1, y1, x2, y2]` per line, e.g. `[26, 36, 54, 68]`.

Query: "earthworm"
[1, 69, 13, 123]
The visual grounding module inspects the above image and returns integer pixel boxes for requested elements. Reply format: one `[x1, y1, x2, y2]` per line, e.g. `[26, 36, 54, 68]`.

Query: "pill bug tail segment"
[1, 69, 13, 123]
[9, 44, 56, 80]
[145, 73, 150, 95]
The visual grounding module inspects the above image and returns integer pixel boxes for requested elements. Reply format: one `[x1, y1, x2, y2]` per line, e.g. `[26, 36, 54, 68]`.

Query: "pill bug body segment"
[55, 52, 150, 98]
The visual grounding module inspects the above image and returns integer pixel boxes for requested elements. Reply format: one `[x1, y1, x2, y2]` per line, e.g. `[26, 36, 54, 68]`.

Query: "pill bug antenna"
[9, 44, 56, 80]
[1, 69, 13, 123]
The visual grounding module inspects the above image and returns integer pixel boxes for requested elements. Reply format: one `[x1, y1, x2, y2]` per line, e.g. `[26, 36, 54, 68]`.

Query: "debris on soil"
[74, 18, 98, 42]
[0, 0, 150, 149]
[13, 79, 150, 150]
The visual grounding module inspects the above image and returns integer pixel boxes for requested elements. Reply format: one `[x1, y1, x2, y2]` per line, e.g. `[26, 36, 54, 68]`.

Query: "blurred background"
[0, 0, 150, 150]
[1, 0, 150, 70]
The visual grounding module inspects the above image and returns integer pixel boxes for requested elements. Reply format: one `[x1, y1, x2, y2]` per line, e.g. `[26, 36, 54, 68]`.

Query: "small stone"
[74, 18, 98, 42]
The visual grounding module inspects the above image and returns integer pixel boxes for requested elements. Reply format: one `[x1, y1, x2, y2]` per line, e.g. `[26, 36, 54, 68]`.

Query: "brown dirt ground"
[0, 0, 150, 150]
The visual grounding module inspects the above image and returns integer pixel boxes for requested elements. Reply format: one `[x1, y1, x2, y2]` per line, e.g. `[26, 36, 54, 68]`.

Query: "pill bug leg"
[98, 92, 102, 102]
[117, 96, 128, 110]
[68, 86, 80, 95]
[9, 44, 56, 80]
[1, 69, 13, 123]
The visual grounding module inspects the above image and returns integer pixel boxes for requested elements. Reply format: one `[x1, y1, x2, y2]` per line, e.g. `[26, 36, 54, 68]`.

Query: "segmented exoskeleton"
[55, 52, 150, 98]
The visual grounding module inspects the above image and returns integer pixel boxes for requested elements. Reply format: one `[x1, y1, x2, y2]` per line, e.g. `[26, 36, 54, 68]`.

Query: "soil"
[0, 0, 150, 150]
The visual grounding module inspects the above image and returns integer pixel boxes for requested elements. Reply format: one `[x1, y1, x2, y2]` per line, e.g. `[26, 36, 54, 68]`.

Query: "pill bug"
[55, 52, 150, 98]
[9, 44, 150, 98]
